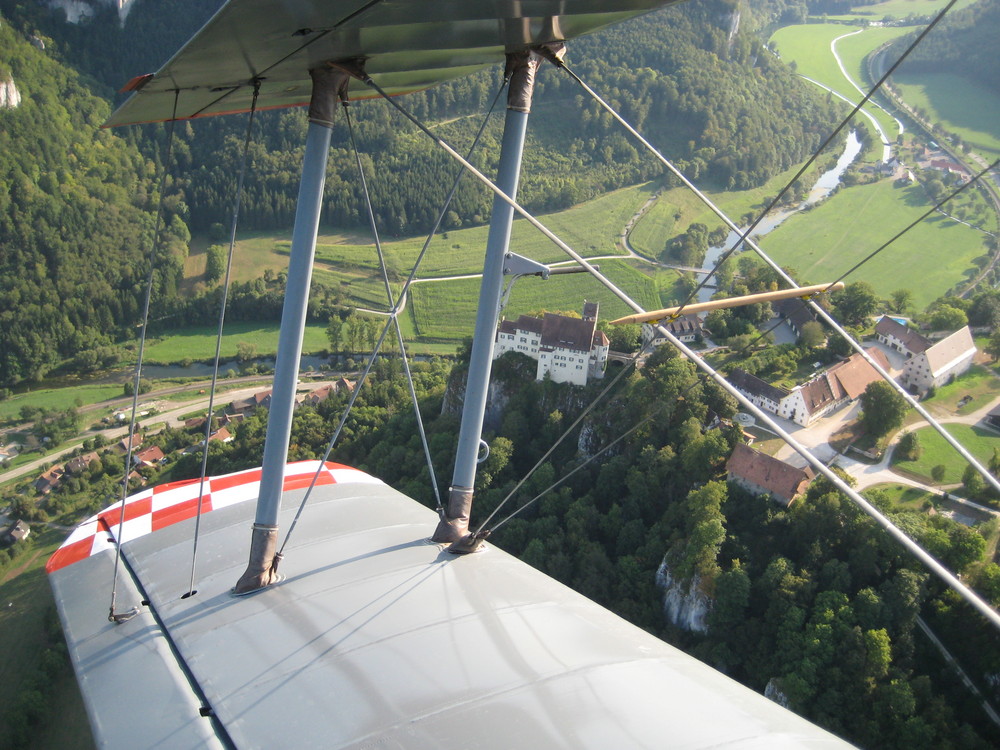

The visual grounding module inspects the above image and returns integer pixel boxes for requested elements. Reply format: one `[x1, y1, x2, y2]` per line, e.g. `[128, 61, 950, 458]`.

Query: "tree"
[236, 342, 257, 362]
[986, 329, 1000, 361]
[326, 315, 344, 355]
[204, 244, 227, 284]
[889, 289, 912, 314]
[896, 431, 920, 461]
[928, 304, 967, 331]
[799, 321, 825, 349]
[833, 282, 880, 326]
[931, 464, 946, 483]
[963, 464, 986, 497]
[860, 381, 908, 438]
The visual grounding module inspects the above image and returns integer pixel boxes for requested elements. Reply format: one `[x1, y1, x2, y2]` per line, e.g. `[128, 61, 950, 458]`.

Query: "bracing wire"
[487, 375, 709, 535]
[360, 69, 1000, 629]
[184, 81, 262, 598]
[277, 78, 509, 554]
[552, 18, 1000, 503]
[108, 91, 180, 623]
[473, 346, 644, 534]
[827, 158, 1000, 289]
[342, 99, 444, 514]
[622, 0, 962, 321]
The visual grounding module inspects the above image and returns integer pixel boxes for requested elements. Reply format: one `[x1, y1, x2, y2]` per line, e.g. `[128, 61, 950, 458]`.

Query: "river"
[698, 130, 863, 302]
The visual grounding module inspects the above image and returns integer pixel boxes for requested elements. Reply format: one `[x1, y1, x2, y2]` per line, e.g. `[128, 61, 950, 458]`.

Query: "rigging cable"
[472, 347, 644, 537]
[827, 158, 1000, 289]
[486, 374, 707, 536]
[342, 97, 443, 511]
[613, 0, 962, 320]
[108, 90, 180, 624]
[360, 73, 1000, 629]
[277, 78, 509, 554]
[184, 80, 262, 598]
[549, 15, 1000, 500]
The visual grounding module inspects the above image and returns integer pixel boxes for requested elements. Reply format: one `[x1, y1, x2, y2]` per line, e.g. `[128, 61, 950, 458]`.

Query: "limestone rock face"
[47, 0, 136, 25]
[0, 77, 21, 109]
[656, 560, 711, 634]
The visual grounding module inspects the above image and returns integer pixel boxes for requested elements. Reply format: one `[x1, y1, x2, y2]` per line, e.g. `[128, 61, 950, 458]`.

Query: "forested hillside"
[893, 0, 1000, 96]
[0, 19, 175, 385]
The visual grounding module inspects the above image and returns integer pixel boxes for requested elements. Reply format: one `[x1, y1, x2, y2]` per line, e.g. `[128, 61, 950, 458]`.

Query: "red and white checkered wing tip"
[46, 461, 382, 573]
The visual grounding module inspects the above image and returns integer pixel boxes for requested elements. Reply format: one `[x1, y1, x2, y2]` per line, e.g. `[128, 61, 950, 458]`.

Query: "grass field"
[0, 384, 123, 423]
[0, 529, 94, 750]
[892, 72, 1000, 157]
[868, 482, 937, 512]
[141, 321, 330, 363]
[769, 24, 899, 140]
[904, 366, 1000, 423]
[823, 0, 977, 20]
[409, 259, 658, 340]
[762, 180, 990, 309]
[892, 423, 1000, 484]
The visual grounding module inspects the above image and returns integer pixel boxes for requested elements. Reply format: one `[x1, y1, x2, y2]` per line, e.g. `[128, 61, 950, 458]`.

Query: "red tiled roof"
[726, 443, 813, 502]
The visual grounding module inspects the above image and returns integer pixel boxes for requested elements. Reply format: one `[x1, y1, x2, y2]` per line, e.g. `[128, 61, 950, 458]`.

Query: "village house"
[228, 389, 272, 416]
[209, 427, 234, 443]
[133, 445, 166, 467]
[875, 316, 930, 359]
[494, 302, 609, 386]
[901, 326, 976, 394]
[111, 434, 143, 455]
[640, 314, 707, 346]
[33, 466, 65, 494]
[3, 520, 30, 546]
[65, 452, 100, 475]
[726, 443, 814, 507]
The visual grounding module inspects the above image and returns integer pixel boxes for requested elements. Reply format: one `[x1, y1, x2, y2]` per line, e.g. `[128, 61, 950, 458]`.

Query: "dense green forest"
[893, 0, 1000, 96]
[20, 340, 998, 747]
[0, 0, 845, 387]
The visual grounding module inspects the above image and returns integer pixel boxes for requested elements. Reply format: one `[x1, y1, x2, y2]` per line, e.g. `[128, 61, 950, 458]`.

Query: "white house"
[495, 302, 609, 386]
[729, 350, 889, 427]
[640, 314, 706, 346]
[875, 316, 929, 359]
[901, 326, 976, 393]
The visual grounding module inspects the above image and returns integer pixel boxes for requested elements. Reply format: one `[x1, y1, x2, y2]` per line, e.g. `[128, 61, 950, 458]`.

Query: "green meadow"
[0, 384, 123, 423]
[141, 321, 330, 363]
[892, 72, 1000, 158]
[824, 0, 978, 21]
[409, 259, 659, 340]
[892, 423, 1000, 484]
[769, 24, 899, 140]
[762, 180, 990, 309]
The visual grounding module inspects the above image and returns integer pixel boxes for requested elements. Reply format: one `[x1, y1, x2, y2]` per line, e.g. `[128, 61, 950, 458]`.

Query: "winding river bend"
[697, 129, 863, 302]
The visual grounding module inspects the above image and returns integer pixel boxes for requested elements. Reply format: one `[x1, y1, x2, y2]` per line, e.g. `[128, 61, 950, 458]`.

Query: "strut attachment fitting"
[233, 524, 283, 595]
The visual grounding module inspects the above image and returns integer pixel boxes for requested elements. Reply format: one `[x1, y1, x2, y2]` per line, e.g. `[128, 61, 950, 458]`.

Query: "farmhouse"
[34, 466, 65, 494]
[494, 302, 609, 386]
[727, 369, 789, 414]
[729, 350, 889, 427]
[875, 316, 929, 359]
[229, 389, 272, 416]
[773, 298, 816, 341]
[901, 326, 976, 394]
[640, 314, 707, 346]
[726, 443, 814, 507]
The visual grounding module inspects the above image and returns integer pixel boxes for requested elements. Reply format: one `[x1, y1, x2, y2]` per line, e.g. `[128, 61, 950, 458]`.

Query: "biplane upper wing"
[106, 0, 684, 127]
